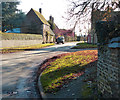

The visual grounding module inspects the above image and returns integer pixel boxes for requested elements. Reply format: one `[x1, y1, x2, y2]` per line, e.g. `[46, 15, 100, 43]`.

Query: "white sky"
[17, 0, 70, 29]
[17, 0, 89, 36]
[17, 0, 120, 36]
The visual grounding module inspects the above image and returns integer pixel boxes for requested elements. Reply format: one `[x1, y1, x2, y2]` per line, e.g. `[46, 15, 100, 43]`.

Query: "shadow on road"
[23, 45, 97, 54]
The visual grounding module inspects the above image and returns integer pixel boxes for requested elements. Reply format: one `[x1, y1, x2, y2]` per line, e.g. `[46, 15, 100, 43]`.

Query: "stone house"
[21, 8, 55, 43]
[88, 8, 120, 44]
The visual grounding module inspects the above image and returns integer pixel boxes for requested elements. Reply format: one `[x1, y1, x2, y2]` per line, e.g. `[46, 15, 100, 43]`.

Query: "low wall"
[1, 40, 43, 48]
[0, 32, 44, 48]
[1, 33, 43, 40]
[96, 21, 120, 98]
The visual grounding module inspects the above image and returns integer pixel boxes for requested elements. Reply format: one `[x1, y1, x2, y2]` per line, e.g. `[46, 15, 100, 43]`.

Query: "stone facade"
[96, 21, 120, 98]
[21, 8, 55, 43]
[21, 9, 43, 34]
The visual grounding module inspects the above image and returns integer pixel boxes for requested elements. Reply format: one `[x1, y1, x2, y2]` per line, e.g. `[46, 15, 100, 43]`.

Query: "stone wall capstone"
[95, 21, 120, 98]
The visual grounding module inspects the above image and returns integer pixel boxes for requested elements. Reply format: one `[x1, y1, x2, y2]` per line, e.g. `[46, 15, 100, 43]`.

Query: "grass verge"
[40, 50, 98, 93]
[71, 43, 97, 49]
[0, 43, 55, 54]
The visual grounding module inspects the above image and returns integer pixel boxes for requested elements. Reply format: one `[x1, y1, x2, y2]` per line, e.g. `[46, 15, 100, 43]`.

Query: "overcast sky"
[17, 0, 71, 29]
[17, 0, 89, 36]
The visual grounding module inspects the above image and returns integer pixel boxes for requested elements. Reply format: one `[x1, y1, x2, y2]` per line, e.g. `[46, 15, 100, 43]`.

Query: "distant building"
[56, 29, 75, 42]
[52, 24, 75, 42]
[21, 8, 55, 43]
[47, 15, 76, 42]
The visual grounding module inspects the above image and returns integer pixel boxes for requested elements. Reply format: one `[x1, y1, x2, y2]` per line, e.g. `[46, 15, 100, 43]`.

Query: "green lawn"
[0, 43, 55, 54]
[71, 43, 97, 49]
[40, 50, 98, 93]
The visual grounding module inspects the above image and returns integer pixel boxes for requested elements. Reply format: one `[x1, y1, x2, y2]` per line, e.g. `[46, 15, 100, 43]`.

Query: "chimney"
[49, 16, 54, 23]
[49, 16, 52, 21]
[39, 8, 42, 13]
[52, 17, 54, 23]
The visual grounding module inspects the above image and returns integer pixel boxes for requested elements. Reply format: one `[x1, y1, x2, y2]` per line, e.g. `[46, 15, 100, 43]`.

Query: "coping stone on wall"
[110, 37, 120, 43]
[108, 37, 120, 48]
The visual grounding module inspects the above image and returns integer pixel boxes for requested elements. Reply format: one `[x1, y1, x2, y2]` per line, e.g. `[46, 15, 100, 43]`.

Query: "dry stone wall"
[96, 21, 120, 98]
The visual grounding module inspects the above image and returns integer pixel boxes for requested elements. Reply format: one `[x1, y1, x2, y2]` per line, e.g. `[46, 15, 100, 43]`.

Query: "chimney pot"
[49, 16, 52, 21]
[39, 8, 42, 13]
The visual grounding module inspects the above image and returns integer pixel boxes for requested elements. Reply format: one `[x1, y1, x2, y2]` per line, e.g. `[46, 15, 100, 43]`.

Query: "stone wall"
[1, 40, 43, 48]
[1, 32, 43, 48]
[96, 21, 120, 98]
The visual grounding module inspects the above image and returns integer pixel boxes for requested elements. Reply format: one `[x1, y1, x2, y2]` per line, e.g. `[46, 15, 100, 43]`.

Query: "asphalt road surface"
[1, 42, 96, 99]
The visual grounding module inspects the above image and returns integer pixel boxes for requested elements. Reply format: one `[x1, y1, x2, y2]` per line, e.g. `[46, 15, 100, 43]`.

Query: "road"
[1, 42, 96, 99]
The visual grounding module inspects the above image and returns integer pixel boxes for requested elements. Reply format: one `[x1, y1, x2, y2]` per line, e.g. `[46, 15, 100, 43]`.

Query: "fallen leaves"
[40, 50, 98, 93]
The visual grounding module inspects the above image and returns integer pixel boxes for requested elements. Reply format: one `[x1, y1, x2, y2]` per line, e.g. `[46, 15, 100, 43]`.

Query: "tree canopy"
[2, 2, 25, 32]
[67, 0, 120, 27]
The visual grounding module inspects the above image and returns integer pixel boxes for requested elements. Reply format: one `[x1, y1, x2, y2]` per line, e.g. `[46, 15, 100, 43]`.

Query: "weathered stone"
[96, 21, 120, 98]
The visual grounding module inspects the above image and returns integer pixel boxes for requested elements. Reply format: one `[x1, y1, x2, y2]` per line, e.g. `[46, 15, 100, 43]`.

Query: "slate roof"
[31, 8, 50, 26]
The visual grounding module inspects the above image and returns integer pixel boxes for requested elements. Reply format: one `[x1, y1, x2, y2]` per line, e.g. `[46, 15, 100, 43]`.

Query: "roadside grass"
[40, 50, 98, 93]
[71, 43, 97, 49]
[82, 81, 98, 98]
[0, 43, 55, 54]
[82, 84, 92, 97]
[81, 62, 98, 98]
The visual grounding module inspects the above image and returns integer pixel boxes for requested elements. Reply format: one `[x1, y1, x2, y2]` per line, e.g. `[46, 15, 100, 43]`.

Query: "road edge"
[38, 74, 48, 100]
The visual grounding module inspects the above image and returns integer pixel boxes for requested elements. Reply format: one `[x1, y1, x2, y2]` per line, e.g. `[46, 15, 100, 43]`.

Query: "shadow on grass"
[40, 60, 97, 93]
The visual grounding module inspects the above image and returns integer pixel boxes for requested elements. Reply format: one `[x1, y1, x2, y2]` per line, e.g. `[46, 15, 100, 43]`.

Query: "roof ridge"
[31, 8, 50, 26]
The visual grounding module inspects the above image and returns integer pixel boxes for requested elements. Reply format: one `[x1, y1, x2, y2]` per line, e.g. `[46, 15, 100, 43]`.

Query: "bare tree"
[66, 0, 120, 28]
